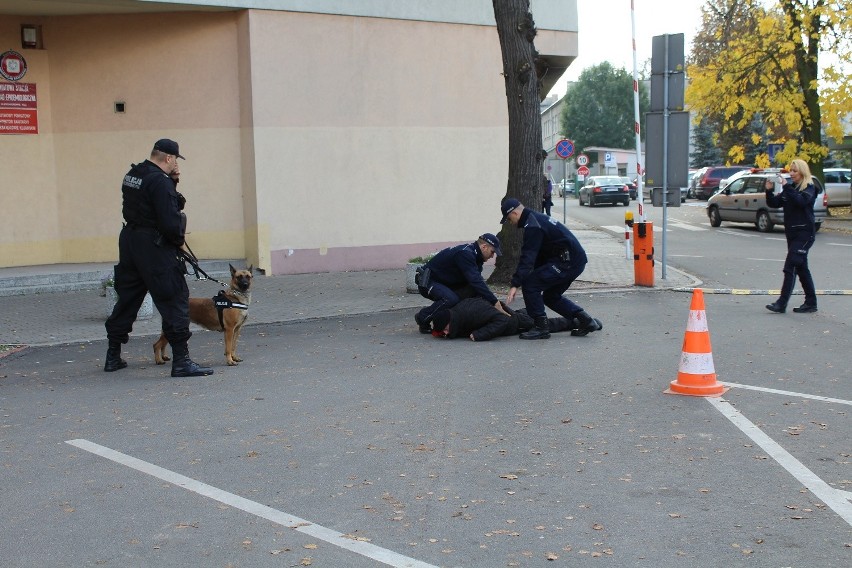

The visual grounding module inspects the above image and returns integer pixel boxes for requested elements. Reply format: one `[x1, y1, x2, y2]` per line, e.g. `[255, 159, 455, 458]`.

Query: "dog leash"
[178, 242, 229, 289]
[179, 242, 248, 330]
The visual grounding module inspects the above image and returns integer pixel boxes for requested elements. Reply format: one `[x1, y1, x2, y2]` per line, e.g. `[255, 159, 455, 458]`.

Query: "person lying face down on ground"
[429, 297, 588, 341]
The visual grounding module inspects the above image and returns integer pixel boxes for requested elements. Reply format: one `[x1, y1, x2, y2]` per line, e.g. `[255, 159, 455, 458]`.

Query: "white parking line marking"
[746, 258, 784, 262]
[669, 222, 707, 231]
[705, 398, 852, 526]
[721, 382, 852, 406]
[66, 439, 438, 568]
[827, 242, 852, 247]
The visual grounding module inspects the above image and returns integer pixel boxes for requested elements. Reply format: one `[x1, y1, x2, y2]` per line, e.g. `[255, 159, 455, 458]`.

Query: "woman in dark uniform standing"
[764, 158, 819, 314]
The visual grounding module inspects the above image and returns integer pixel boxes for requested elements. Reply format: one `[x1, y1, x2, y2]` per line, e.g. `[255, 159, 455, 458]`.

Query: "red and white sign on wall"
[0, 82, 38, 134]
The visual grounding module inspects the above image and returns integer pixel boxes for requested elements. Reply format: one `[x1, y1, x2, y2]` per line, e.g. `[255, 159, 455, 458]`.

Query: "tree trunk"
[782, 0, 824, 182]
[489, 0, 545, 286]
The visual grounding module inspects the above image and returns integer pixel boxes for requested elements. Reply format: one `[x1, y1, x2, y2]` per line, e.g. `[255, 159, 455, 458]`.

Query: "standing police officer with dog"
[104, 139, 213, 377]
[499, 198, 602, 340]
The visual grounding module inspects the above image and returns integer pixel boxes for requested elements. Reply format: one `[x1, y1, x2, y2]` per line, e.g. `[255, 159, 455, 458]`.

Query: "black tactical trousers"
[105, 226, 191, 347]
[779, 229, 816, 307]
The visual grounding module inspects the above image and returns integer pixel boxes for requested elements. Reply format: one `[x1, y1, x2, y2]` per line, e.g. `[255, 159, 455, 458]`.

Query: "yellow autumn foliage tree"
[686, 0, 851, 178]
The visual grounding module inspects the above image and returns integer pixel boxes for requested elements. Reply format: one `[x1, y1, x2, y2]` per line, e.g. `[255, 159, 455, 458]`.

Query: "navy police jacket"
[766, 182, 816, 235]
[425, 242, 498, 305]
[511, 209, 587, 288]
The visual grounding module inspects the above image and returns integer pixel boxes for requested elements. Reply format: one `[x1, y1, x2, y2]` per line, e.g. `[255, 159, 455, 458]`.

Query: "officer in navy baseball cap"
[153, 138, 185, 160]
[413, 233, 507, 334]
[479, 233, 502, 256]
[499, 197, 602, 340]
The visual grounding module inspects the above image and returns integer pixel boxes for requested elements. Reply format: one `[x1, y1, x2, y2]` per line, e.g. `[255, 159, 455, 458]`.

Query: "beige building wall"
[0, 11, 245, 266]
[244, 10, 508, 273]
[1, 4, 577, 274]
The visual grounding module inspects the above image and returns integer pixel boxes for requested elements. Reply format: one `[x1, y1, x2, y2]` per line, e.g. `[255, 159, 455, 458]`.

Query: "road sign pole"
[563, 159, 568, 224]
[661, 34, 670, 281]
[554, 139, 575, 225]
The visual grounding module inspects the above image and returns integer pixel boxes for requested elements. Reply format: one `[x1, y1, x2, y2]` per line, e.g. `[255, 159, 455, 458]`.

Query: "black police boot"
[104, 343, 127, 372]
[571, 311, 603, 337]
[792, 304, 817, 313]
[171, 356, 214, 377]
[765, 301, 786, 314]
[520, 316, 551, 340]
[170, 344, 213, 377]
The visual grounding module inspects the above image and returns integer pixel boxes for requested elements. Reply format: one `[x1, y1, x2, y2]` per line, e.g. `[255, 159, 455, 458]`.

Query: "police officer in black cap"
[414, 233, 506, 333]
[499, 198, 602, 339]
[104, 139, 213, 377]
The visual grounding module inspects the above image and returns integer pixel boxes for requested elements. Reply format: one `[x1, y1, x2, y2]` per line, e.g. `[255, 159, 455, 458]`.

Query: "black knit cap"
[431, 309, 452, 334]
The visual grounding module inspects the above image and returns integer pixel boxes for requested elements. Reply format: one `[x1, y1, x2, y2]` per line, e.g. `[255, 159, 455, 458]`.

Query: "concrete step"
[0, 259, 245, 297]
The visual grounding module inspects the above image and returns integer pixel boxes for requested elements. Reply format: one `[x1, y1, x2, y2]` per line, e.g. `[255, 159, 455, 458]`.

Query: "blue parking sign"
[767, 143, 784, 163]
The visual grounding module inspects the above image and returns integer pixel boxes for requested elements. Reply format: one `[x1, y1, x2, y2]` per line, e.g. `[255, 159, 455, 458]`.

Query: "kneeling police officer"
[414, 233, 505, 333]
[499, 198, 602, 340]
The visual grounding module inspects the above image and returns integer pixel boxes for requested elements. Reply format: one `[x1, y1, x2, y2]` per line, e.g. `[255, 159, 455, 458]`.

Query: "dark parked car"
[579, 176, 630, 207]
[693, 165, 751, 200]
[620, 176, 638, 200]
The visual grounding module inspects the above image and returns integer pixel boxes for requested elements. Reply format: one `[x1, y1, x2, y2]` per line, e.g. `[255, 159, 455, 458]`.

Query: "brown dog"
[153, 264, 253, 366]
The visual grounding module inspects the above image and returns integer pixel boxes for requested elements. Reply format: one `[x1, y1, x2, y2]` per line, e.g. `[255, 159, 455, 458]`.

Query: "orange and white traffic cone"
[665, 288, 728, 397]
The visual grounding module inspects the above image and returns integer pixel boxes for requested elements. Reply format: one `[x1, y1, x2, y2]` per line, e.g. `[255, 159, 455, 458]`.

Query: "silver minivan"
[707, 172, 827, 232]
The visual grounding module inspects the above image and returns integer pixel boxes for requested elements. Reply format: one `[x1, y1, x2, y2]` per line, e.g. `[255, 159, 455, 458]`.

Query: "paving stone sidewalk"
[0, 228, 699, 348]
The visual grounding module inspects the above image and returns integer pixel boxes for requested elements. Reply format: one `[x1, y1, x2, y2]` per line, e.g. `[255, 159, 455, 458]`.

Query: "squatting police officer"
[104, 139, 213, 377]
[500, 198, 602, 340]
[414, 233, 505, 333]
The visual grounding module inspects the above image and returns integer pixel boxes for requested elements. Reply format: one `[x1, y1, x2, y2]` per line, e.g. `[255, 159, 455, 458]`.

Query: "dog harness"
[213, 290, 248, 331]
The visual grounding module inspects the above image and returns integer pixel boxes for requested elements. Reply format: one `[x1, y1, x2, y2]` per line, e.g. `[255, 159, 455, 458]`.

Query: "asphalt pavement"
[2, 223, 851, 567]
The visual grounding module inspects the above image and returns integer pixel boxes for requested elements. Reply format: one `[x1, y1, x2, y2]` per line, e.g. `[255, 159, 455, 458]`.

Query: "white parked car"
[718, 168, 758, 191]
[557, 178, 574, 197]
[823, 168, 851, 207]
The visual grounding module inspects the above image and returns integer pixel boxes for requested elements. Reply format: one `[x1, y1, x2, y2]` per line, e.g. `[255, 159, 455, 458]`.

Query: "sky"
[548, 0, 706, 98]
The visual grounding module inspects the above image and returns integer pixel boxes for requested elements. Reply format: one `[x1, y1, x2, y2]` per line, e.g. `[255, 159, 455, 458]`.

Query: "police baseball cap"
[153, 139, 185, 160]
[500, 198, 521, 223]
[479, 233, 502, 256]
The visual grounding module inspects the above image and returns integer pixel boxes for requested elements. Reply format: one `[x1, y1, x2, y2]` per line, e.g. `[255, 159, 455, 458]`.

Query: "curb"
[671, 288, 852, 295]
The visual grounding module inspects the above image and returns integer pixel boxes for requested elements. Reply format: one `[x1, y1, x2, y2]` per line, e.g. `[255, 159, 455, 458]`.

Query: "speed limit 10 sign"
[576, 154, 589, 167]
